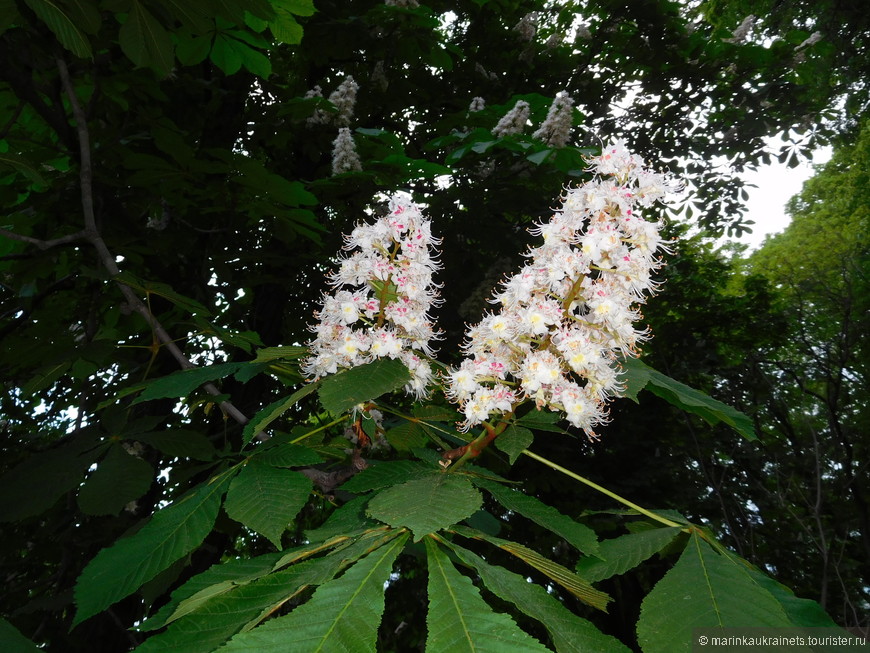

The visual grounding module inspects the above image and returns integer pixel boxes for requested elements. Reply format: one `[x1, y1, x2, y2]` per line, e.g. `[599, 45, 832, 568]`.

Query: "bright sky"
[736, 145, 832, 250]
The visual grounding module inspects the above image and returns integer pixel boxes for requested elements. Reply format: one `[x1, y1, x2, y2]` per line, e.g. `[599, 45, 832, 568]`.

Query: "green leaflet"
[367, 474, 482, 541]
[0, 617, 41, 653]
[23, 0, 92, 58]
[575, 526, 683, 583]
[425, 538, 552, 652]
[131, 362, 245, 405]
[318, 358, 410, 415]
[0, 429, 106, 522]
[135, 554, 348, 653]
[620, 357, 757, 441]
[448, 542, 631, 653]
[220, 532, 409, 652]
[224, 462, 312, 548]
[119, 0, 174, 76]
[338, 459, 437, 492]
[303, 495, 377, 544]
[73, 470, 233, 627]
[451, 525, 610, 612]
[242, 382, 319, 444]
[139, 552, 283, 632]
[77, 445, 154, 516]
[494, 424, 534, 464]
[636, 533, 793, 652]
[474, 477, 599, 557]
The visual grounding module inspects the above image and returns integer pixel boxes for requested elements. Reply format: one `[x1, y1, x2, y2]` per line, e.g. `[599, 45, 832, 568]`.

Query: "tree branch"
[54, 58, 254, 432]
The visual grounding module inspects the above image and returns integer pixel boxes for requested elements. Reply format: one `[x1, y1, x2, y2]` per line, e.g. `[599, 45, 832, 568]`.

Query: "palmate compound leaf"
[575, 526, 684, 583]
[223, 462, 313, 548]
[73, 470, 234, 627]
[219, 532, 409, 653]
[636, 532, 794, 653]
[446, 541, 631, 653]
[425, 538, 552, 652]
[366, 474, 482, 541]
[473, 477, 599, 557]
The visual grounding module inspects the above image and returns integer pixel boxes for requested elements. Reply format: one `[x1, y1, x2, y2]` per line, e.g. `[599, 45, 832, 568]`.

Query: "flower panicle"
[303, 194, 442, 399]
[443, 140, 680, 438]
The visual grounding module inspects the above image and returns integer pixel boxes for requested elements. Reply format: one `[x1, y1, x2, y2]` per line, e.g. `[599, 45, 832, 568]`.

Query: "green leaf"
[729, 553, 841, 628]
[452, 526, 611, 612]
[449, 543, 631, 653]
[575, 526, 683, 583]
[131, 362, 244, 404]
[0, 617, 41, 653]
[318, 358, 410, 415]
[494, 425, 534, 464]
[73, 471, 233, 626]
[636, 533, 793, 653]
[210, 33, 244, 75]
[0, 430, 105, 522]
[367, 474, 482, 541]
[339, 460, 436, 493]
[303, 495, 376, 544]
[134, 429, 219, 461]
[224, 463, 312, 548]
[527, 148, 553, 165]
[0, 152, 48, 186]
[268, 11, 302, 44]
[119, 0, 174, 75]
[253, 345, 308, 362]
[23, 0, 92, 58]
[253, 441, 323, 467]
[242, 382, 318, 444]
[220, 533, 408, 652]
[114, 271, 213, 316]
[621, 357, 757, 441]
[138, 552, 283, 632]
[77, 446, 154, 516]
[136, 554, 347, 652]
[474, 478, 598, 556]
[384, 420, 429, 450]
[516, 409, 566, 433]
[425, 538, 551, 652]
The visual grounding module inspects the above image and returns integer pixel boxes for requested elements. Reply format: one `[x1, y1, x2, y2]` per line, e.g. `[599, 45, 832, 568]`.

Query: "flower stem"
[521, 448, 683, 529]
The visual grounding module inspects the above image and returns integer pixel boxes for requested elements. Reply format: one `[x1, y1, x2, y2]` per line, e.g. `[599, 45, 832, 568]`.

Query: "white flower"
[444, 140, 679, 436]
[492, 100, 530, 137]
[332, 128, 362, 175]
[303, 194, 442, 400]
[533, 93, 575, 148]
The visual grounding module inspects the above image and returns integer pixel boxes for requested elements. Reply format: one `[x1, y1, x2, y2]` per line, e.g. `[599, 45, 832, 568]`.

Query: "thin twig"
[0, 227, 90, 250]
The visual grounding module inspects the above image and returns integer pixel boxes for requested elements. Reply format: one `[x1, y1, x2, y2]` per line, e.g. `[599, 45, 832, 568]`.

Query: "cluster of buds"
[302, 194, 442, 398]
[444, 141, 680, 436]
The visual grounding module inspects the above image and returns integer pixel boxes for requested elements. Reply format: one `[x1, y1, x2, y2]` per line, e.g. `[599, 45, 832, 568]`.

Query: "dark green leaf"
[77, 446, 153, 516]
[367, 474, 481, 541]
[339, 460, 436, 493]
[242, 382, 318, 444]
[134, 429, 219, 461]
[318, 358, 410, 415]
[132, 362, 244, 404]
[425, 538, 551, 652]
[636, 533, 793, 653]
[494, 425, 534, 464]
[73, 471, 233, 626]
[119, 0, 174, 75]
[220, 533, 408, 652]
[24, 0, 92, 58]
[224, 463, 312, 548]
[0, 617, 41, 653]
[474, 477, 598, 556]
[575, 526, 683, 583]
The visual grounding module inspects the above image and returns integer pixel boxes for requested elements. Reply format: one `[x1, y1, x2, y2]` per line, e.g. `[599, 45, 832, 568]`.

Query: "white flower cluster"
[307, 76, 358, 126]
[445, 141, 680, 436]
[533, 93, 575, 147]
[332, 127, 362, 175]
[492, 100, 530, 137]
[303, 194, 442, 398]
